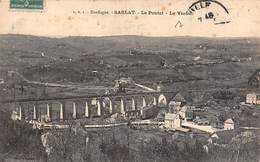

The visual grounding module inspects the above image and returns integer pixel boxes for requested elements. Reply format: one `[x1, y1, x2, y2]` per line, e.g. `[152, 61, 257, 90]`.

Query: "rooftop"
[170, 93, 186, 103]
[165, 113, 179, 120]
[224, 118, 234, 124]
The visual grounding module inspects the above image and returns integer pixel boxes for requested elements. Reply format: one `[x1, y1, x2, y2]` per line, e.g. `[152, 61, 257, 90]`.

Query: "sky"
[0, 0, 260, 37]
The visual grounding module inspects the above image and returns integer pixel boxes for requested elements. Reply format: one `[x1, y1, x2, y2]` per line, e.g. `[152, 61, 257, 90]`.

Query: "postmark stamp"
[10, 0, 43, 9]
[187, 0, 231, 25]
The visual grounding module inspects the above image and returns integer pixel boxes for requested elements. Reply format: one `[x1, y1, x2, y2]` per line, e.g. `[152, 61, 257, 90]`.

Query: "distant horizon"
[1, 34, 260, 40]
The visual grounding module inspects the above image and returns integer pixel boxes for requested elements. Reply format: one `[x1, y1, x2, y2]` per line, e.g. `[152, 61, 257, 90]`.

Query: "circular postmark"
[187, 0, 231, 25]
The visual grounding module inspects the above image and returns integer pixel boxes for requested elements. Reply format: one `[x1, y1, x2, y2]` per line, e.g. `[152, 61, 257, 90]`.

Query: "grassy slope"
[0, 34, 259, 91]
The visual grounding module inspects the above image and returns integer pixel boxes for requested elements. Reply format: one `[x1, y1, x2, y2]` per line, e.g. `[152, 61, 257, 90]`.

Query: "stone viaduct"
[2, 91, 177, 122]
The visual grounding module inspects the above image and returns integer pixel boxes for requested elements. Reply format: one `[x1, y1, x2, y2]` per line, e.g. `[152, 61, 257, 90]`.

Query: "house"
[179, 106, 194, 121]
[224, 118, 235, 130]
[169, 104, 181, 113]
[168, 93, 186, 112]
[193, 116, 210, 125]
[0, 78, 4, 84]
[169, 93, 186, 106]
[156, 108, 168, 122]
[11, 110, 20, 120]
[246, 93, 260, 104]
[210, 118, 223, 129]
[164, 113, 182, 128]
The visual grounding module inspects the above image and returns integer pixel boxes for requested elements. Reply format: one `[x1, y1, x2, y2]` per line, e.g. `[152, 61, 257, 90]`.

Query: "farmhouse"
[168, 93, 186, 112]
[246, 93, 260, 104]
[179, 106, 194, 121]
[164, 113, 182, 128]
[224, 118, 235, 130]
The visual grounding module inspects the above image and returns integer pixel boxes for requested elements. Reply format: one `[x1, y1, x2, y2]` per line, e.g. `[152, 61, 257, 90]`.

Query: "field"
[0, 35, 259, 91]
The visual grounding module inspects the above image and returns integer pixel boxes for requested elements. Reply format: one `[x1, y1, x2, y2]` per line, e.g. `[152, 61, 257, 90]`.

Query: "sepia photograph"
[0, 0, 260, 161]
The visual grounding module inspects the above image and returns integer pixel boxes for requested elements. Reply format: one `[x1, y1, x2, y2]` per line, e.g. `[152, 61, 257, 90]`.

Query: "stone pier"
[72, 102, 77, 119]
[85, 101, 89, 117]
[142, 97, 147, 108]
[59, 103, 64, 121]
[109, 99, 113, 114]
[153, 97, 157, 106]
[120, 98, 125, 114]
[132, 98, 136, 110]
[46, 103, 52, 121]
[33, 105, 37, 120]
[18, 105, 22, 120]
[97, 100, 101, 116]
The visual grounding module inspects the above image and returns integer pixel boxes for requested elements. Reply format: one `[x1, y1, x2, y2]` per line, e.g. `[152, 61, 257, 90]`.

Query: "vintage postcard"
[0, 0, 260, 162]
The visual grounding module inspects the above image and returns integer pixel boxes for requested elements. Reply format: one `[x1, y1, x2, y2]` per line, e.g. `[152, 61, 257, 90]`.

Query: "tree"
[0, 110, 46, 160]
[48, 120, 86, 162]
[100, 134, 129, 162]
[229, 131, 259, 162]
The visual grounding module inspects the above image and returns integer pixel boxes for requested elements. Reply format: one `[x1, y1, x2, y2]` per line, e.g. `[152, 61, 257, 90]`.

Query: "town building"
[193, 116, 210, 125]
[169, 93, 186, 107]
[224, 118, 235, 130]
[168, 93, 186, 112]
[210, 118, 223, 128]
[0, 78, 4, 84]
[179, 106, 194, 121]
[11, 110, 20, 121]
[164, 113, 182, 128]
[246, 93, 260, 104]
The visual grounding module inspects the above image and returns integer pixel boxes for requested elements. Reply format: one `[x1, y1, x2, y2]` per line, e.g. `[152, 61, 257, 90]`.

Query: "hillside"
[0, 34, 259, 92]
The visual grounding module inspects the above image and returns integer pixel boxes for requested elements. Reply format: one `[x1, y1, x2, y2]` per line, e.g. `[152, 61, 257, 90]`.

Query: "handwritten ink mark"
[214, 21, 231, 25]
[175, 20, 184, 28]
[198, 17, 202, 22]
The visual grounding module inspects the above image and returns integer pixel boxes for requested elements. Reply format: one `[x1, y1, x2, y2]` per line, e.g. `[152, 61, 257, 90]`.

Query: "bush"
[0, 110, 46, 160]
